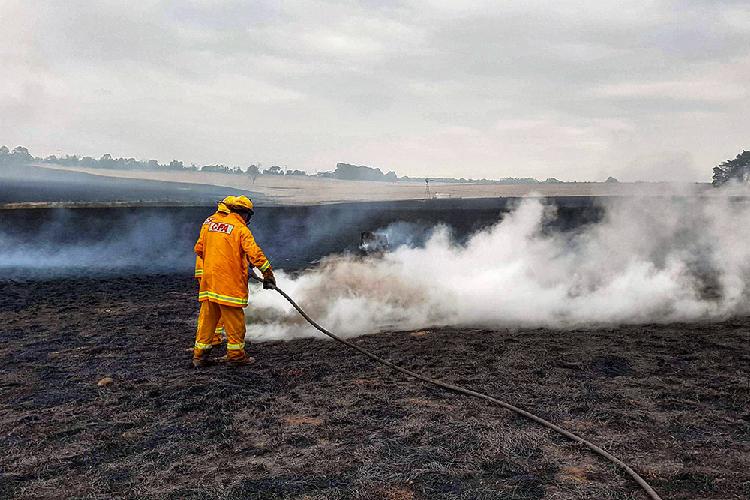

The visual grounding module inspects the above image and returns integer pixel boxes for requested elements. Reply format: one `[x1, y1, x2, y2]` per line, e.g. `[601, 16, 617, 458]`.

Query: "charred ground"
[1, 274, 748, 499]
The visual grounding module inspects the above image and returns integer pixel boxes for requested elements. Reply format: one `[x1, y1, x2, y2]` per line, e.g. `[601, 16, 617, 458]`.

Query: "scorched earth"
[1, 274, 748, 499]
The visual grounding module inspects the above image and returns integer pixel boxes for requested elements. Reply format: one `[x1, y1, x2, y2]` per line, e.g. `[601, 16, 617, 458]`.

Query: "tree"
[12, 146, 33, 163]
[286, 169, 306, 176]
[605, 176, 619, 183]
[99, 153, 114, 168]
[202, 164, 230, 173]
[264, 165, 283, 175]
[81, 156, 97, 167]
[168, 160, 184, 170]
[62, 154, 79, 166]
[247, 164, 261, 183]
[0, 146, 34, 166]
[334, 162, 387, 181]
[712, 150, 750, 186]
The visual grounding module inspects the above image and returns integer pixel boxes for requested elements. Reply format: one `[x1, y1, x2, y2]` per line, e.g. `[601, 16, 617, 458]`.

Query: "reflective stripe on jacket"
[194, 211, 271, 307]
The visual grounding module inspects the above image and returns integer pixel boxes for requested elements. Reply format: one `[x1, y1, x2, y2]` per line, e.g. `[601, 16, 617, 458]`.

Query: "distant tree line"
[712, 150, 750, 186]
[329, 163, 398, 182]
[0, 145, 302, 183]
[0, 145, 34, 165]
[2, 147, 408, 183]
[2, 144, 636, 184]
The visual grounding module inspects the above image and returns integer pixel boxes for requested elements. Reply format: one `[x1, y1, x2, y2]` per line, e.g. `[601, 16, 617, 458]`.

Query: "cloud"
[1, 0, 748, 180]
[596, 79, 747, 102]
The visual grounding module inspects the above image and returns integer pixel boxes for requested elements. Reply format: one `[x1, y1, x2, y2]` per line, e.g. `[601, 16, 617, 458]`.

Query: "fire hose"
[250, 274, 662, 500]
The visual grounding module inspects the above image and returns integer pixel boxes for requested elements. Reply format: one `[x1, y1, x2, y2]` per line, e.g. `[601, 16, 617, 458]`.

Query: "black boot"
[192, 350, 214, 368]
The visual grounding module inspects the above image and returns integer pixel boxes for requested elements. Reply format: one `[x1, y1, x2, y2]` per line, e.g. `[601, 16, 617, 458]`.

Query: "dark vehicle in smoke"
[358, 231, 390, 256]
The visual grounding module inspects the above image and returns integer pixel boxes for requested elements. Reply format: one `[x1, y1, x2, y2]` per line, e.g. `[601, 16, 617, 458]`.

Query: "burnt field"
[0, 197, 602, 277]
[1, 274, 748, 499]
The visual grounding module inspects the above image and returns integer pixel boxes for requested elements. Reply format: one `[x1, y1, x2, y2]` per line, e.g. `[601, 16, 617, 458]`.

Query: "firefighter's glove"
[262, 269, 276, 289]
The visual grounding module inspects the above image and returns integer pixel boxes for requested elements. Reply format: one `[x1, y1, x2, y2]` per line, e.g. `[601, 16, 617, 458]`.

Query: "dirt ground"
[1, 274, 748, 499]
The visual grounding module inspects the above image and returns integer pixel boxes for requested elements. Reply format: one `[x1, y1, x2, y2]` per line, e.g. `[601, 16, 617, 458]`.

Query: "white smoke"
[0, 210, 195, 277]
[246, 192, 750, 341]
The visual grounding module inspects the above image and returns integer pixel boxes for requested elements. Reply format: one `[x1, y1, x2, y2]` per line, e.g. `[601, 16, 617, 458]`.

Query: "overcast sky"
[2, 0, 748, 181]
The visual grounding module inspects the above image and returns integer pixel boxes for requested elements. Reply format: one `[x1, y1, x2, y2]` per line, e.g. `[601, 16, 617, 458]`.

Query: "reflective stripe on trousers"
[195, 301, 247, 360]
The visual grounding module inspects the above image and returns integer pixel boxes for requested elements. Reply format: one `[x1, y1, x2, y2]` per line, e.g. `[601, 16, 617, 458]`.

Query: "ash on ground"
[0, 275, 748, 499]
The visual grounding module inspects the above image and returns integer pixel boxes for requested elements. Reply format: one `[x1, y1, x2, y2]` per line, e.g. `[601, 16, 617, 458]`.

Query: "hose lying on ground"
[250, 275, 662, 500]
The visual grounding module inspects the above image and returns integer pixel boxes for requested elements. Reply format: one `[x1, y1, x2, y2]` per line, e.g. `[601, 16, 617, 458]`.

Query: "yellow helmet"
[217, 195, 235, 214]
[229, 195, 254, 211]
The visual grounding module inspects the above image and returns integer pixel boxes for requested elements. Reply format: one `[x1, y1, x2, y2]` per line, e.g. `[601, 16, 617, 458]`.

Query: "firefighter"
[195, 254, 226, 347]
[193, 195, 275, 367]
[194, 210, 225, 348]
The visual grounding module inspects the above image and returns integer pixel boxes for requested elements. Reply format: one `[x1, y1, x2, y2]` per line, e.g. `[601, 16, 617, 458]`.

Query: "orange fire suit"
[194, 215, 224, 345]
[193, 211, 271, 360]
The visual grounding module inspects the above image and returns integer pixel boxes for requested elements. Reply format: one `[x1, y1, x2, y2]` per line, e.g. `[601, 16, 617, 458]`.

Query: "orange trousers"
[211, 319, 225, 345]
[194, 301, 247, 360]
[197, 278, 224, 345]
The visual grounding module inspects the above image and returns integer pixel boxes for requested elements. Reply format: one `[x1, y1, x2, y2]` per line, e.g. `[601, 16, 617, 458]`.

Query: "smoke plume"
[0, 210, 196, 277]
[246, 194, 750, 340]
